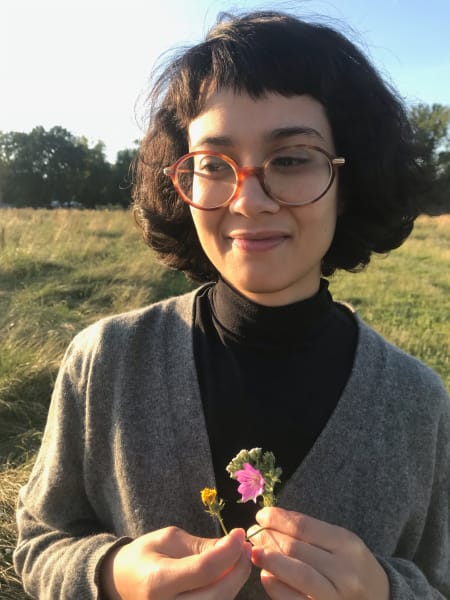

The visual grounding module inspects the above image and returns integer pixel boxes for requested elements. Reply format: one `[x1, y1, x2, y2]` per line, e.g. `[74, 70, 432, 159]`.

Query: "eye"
[197, 155, 233, 177]
[268, 147, 326, 174]
[271, 155, 308, 167]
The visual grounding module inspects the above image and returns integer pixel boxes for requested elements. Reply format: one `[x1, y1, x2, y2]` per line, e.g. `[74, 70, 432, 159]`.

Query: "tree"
[0, 128, 52, 207]
[0, 127, 113, 208]
[75, 139, 112, 208]
[409, 103, 450, 214]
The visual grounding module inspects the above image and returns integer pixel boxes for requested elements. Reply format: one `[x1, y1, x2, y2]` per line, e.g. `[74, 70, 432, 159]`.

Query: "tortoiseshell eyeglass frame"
[163, 144, 345, 210]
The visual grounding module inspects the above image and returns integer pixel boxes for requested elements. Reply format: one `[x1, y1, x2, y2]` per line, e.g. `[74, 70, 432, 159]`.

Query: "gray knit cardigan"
[14, 288, 450, 599]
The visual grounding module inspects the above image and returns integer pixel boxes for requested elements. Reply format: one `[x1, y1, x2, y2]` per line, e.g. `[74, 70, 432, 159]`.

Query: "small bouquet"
[201, 448, 282, 536]
[226, 447, 282, 507]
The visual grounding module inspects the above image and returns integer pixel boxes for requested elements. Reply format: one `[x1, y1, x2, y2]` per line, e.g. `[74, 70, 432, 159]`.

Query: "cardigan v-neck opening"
[192, 282, 358, 529]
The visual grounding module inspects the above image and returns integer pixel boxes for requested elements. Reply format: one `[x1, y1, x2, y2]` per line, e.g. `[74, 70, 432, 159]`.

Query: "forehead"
[188, 89, 334, 149]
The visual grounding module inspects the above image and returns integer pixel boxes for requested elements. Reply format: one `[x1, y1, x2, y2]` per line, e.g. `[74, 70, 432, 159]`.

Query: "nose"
[229, 168, 279, 216]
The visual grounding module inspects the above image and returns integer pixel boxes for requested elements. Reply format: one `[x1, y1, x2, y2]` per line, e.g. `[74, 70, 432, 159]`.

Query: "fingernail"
[256, 508, 268, 523]
[251, 547, 263, 564]
[229, 528, 245, 543]
[215, 528, 244, 548]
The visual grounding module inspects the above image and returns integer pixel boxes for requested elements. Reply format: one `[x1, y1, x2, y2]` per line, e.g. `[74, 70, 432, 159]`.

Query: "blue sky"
[1, 0, 449, 162]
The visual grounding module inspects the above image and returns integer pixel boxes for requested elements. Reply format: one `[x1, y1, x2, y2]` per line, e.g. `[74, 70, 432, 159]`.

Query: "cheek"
[292, 201, 338, 260]
[295, 196, 338, 233]
[190, 209, 222, 252]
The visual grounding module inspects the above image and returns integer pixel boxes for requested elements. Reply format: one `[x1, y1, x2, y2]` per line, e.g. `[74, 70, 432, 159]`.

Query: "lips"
[228, 230, 289, 252]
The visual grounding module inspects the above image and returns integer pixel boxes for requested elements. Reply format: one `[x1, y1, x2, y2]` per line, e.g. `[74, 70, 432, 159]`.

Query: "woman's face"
[188, 89, 339, 306]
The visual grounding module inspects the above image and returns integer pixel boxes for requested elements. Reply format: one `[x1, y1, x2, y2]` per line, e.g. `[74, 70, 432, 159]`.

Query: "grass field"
[0, 208, 449, 598]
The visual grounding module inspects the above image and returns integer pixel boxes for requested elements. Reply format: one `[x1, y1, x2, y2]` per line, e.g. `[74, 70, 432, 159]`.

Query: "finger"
[145, 526, 222, 559]
[256, 507, 348, 553]
[178, 549, 252, 600]
[247, 525, 275, 546]
[261, 570, 314, 600]
[247, 527, 337, 578]
[164, 529, 249, 595]
[246, 526, 266, 541]
[252, 545, 337, 598]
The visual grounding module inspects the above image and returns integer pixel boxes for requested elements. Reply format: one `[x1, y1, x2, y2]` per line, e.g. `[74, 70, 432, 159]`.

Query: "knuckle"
[335, 532, 366, 597]
[292, 513, 308, 539]
[260, 570, 278, 592]
[340, 571, 364, 596]
[160, 525, 182, 545]
[295, 562, 315, 591]
[279, 537, 297, 557]
[344, 529, 366, 559]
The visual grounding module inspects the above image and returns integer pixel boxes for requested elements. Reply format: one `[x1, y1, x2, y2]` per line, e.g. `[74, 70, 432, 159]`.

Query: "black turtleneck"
[193, 278, 357, 530]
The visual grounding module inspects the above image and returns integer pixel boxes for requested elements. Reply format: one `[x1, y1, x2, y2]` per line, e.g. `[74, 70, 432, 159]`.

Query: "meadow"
[0, 208, 449, 598]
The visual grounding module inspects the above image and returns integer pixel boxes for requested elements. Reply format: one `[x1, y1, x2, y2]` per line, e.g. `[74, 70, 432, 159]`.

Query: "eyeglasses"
[163, 144, 345, 210]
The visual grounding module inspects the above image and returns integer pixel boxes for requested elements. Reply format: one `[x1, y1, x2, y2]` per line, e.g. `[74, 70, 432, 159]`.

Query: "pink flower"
[235, 463, 265, 503]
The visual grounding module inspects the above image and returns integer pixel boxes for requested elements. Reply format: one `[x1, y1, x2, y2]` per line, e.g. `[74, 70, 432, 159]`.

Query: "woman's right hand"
[99, 526, 252, 600]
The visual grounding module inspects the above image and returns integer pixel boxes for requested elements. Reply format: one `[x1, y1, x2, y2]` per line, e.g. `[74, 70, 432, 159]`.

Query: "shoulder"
[353, 314, 449, 419]
[61, 286, 202, 375]
[76, 287, 198, 343]
[355, 315, 445, 387]
[348, 315, 450, 483]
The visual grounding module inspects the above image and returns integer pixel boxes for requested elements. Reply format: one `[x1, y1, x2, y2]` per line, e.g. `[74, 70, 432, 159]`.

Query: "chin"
[232, 276, 282, 295]
[229, 270, 320, 305]
[234, 278, 294, 303]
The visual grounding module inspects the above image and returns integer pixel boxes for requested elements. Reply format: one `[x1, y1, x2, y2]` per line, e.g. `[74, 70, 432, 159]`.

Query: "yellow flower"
[200, 487, 227, 535]
[201, 487, 217, 507]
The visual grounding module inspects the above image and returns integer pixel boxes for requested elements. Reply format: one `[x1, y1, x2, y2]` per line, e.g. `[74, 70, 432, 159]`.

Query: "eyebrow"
[193, 126, 325, 148]
[266, 126, 325, 142]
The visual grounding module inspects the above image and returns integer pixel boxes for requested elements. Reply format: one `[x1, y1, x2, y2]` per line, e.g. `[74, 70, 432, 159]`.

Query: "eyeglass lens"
[175, 147, 333, 208]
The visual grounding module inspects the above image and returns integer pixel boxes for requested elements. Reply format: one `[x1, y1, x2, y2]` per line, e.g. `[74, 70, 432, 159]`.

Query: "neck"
[209, 277, 334, 350]
[221, 273, 322, 307]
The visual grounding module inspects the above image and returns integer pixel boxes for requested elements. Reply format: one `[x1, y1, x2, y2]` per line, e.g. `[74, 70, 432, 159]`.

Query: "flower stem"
[217, 514, 229, 536]
[246, 526, 265, 541]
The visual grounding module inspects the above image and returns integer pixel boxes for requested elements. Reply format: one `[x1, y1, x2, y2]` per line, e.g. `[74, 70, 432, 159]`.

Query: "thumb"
[197, 528, 247, 554]
[169, 529, 248, 594]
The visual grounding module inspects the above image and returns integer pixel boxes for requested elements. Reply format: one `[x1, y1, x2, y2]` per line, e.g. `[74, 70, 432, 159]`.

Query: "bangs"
[135, 11, 420, 282]
[163, 16, 334, 125]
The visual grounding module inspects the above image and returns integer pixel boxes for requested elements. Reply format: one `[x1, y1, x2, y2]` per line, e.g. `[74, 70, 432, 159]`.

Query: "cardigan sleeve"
[13, 331, 131, 600]
[378, 558, 449, 600]
[13, 292, 211, 600]
[378, 381, 450, 600]
[378, 482, 450, 599]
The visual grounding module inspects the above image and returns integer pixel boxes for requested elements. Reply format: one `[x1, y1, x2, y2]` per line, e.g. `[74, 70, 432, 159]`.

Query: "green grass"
[0, 208, 449, 598]
[331, 215, 450, 387]
[0, 208, 195, 598]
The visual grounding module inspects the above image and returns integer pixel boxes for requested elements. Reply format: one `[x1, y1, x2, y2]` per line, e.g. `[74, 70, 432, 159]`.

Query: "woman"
[14, 11, 449, 600]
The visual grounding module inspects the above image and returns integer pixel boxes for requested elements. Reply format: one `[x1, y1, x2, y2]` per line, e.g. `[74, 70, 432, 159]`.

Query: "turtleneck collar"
[209, 277, 335, 350]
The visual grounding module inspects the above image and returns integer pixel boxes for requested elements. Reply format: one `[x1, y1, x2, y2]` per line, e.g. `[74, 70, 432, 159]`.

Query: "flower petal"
[234, 463, 265, 503]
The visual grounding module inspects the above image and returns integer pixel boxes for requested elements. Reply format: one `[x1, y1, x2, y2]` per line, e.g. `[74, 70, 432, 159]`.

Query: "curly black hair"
[133, 10, 422, 282]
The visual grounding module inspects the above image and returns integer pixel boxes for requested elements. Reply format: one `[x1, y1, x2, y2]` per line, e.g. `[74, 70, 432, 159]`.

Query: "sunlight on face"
[188, 89, 339, 306]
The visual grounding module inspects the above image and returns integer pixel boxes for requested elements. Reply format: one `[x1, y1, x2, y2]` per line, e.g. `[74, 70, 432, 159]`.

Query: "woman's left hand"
[247, 507, 389, 600]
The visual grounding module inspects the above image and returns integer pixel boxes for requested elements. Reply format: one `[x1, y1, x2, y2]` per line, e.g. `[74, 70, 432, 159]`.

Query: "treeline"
[0, 103, 449, 212]
[0, 126, 137, 209]
[410, 104, 450, 214]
